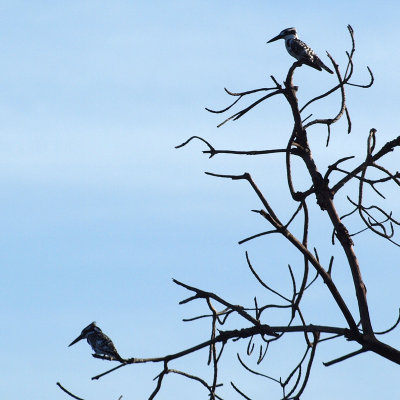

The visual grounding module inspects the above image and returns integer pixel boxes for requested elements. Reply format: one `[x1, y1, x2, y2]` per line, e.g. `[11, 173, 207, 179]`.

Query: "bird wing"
[290, 39, 323, 71]
[90, 332, 122, 360]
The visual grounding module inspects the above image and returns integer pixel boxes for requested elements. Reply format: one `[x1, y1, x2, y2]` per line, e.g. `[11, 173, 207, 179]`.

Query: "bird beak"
[68, 334, 84, 347]
[267, 34, 283, 43]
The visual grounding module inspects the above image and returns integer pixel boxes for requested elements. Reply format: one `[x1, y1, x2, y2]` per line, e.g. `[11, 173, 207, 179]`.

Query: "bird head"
[68, 321, 100, 347]
[267, 27, 298, 43]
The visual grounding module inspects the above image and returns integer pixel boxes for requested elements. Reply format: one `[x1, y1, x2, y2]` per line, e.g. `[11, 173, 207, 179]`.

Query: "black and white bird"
[68, 322, 123, 362]
[267, 27, 333, 74]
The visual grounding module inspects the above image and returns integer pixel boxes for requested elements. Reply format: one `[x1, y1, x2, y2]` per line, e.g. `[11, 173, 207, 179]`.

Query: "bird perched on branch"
[68, 321, 124, 362]
[267, 27, 334, 74]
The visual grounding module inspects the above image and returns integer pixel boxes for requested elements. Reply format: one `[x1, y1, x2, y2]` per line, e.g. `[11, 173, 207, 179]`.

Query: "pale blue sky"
[1, 1, 399, 399]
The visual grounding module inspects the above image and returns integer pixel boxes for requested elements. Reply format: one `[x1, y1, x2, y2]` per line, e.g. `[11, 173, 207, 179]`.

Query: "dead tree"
[59, 25, 400, 400]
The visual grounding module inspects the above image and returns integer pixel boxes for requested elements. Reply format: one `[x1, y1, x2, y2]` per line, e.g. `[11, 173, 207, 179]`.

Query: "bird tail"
[114, 352, 125, 363]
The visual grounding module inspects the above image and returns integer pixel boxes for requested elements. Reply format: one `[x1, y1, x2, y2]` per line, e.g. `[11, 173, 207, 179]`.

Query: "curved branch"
[216, 90, 282, 128]
[375, 309, 400, 335]
[303, 53, 346, 130]
[205, 86, 279, 114]
[57, 383, 85, 400]
[175, 136, 216, 158]
[231, 381, 252, 400]
[347, 66, 374, 88]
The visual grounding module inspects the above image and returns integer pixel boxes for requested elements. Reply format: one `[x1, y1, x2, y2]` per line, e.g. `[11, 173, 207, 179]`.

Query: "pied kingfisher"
[267, 27, 333, 74]
[68, 322, 124, 362]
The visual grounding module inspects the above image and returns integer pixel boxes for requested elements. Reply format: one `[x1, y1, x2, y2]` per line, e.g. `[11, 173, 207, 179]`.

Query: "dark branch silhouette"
[59, 25, 400, 400]
[56, 383, 85, 400]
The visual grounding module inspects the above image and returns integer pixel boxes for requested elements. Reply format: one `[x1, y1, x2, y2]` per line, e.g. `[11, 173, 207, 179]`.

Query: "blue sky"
[1, 1, 399, 399]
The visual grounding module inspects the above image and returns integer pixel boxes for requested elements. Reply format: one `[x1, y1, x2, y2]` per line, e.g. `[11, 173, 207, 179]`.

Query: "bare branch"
[203, 147, 300, 158]
[57, 383, 85, 400]
[375, 309, 400, 335]
[205, 86, 279, 114]
[175, 136, 216, 158]
[219, 91, 282, 127]
[245, 251, 290, 302]
[149, 362, 168, 400]
[173, 279, 279, 335]
[291, 332, 320, 398]
[238, 229, 278, 244]
[230, 381, 252, 400]
[167, 369, 224, 400]
[323, 348, 366, 367]
[332, 135, 400, 194]
[347, 66, 374, 88]
[237, 353, 280, 383]
[303, 54, 346, 130]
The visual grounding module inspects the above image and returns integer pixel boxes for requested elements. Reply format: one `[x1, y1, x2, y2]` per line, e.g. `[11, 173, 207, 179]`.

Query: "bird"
[68, 321, 124, 362]
[267, 27, 334, 74]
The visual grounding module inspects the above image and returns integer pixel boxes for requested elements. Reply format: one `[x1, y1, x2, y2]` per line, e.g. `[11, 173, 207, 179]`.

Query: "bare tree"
[59, 25, 400, 400]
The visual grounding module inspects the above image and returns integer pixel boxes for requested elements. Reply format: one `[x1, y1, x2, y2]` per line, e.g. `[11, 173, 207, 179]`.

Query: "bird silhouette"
[68, 321, 123, 362]
[268, 27, 333, 74]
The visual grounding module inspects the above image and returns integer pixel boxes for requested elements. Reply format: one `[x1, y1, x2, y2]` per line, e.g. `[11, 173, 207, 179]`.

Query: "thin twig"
[56, 383, 85, 400]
